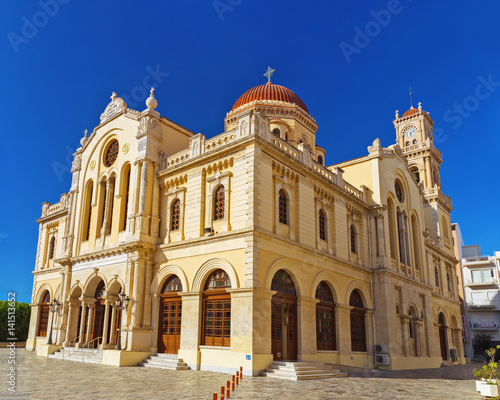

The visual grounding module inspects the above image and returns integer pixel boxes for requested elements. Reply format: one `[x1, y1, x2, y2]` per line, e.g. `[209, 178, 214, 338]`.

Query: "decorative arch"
[435, 307, 449, 325]
[68, 283, 83, 299]
[151, 264, 189, 294]
[34, 283, 53, 304]
[310, 271, 341, 302]
[83, 273, 107, 298]
[107, 275, 125, 296]
[265, 259, 305, 297]
[344, 280, 372, 308]
[192, 258, 239, 291]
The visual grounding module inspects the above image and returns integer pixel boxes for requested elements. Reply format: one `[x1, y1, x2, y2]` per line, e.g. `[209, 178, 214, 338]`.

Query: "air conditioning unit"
[375, 354, 390, 366]
[374, 344, 388, 354]
[204, 227, 214, 236]
[450, 349, 457, 362]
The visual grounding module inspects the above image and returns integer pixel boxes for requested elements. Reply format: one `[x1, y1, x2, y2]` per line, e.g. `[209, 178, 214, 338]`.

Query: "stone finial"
[372, 138, 381, 148]
[111, 92, 117, 101]
[395, 110, 399, 119]
[146, 87, 158, 110]
[80, 129, 88, 146]
[418, 101, 422, 111]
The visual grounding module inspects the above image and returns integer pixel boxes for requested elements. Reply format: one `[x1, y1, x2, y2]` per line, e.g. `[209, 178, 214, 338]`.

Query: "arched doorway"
[349, 290, 367, 352]
[409, 306, 418, 356]
[202, 269, 231, 347]
[158, 275, 183, 354]
[315, 281, 336, 351]
[271, 270, 297, 361]
[90, 281, 106, 346]
[438, 313, 448, 360]
[37, 291, 50, 337]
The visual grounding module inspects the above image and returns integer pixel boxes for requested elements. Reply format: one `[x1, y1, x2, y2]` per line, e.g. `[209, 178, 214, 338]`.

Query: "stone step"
[138, 354, 190, 370]
[138, 363, 190, 370]
[145, 360, 188, 367]
[262, 371, 347, 380]
[152, 353, 180, 360]
[265, 367, 341, 375]
[262, 361, 346, 381]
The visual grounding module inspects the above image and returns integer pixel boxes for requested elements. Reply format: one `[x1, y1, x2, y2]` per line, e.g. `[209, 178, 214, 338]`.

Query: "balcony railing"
[465, 278, 498, 287]
[468, 300, 499, 309]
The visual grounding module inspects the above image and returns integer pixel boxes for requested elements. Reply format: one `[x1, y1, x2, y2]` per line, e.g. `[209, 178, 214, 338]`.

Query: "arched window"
[410, 168, 420, 184]
[315, 281, 336, 351]
[214, 186, 225, 221]
[95, 281, 106, 299]
[121, 167, 131, 231]
[162, 275, 183, 293]
[447, 273, 451, 292]
[412, 139, 417, 144]
[203, 269, 231, 347]
[319, 209, 326, 241]
[411, 215, 420, 271]
[37, 291, 51, 337]
[435, 266, 440, 287]
[271, 270, 296, 295]
[317, 155, 324, 165]
[284, 133, 288, 142]
[272, 128, 281, 137]
[171, 199, 180, 230]
[98, 179, 107, 237]
[278, 189, 288, 225]
[48, 237, 56, 260]
[84, 182, 93, 241]
[349, 290, 366, 352]
[350, 225, 357, 254]
[387, 198, 396, 259]
[405, 141, 410, 147]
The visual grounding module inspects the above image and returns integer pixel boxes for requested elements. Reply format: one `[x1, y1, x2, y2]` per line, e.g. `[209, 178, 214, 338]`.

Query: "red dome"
[402, 108, 419, 117]
[231, 82, 308, 113]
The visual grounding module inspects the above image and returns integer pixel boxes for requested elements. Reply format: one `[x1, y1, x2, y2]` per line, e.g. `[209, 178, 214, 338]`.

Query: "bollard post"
[213, 392, 218, 400]
[226, 380, 230, 398]
[232, 375, 235, 391]
[221, 386, 225, 399]
[221, 394, 224, 400]
[236, 371, 239, 385]
[240, 366, 243, 380]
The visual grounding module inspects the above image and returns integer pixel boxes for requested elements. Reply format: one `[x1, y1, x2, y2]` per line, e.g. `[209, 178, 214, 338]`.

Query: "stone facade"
[27, 80, 464, 375]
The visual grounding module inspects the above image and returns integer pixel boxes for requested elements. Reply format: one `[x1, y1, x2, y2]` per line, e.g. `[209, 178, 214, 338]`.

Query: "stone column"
[142, 261, 153, 328]
[63, 301, 75, 346]
[415, 319, 423, 357]
[108, 305, 117, 346]
[336, 304, 353, 357]
[365, 309, 375, 360]
[102, 177, 115, 236]
[131, 259, 144, 328]
[102, 302, 110, 347]
[85, 305, 95, 343]
[401, 315, 410, 357]
[177, 292, 202, 370]
[297, 297, 319, 359]
[376, 215, 385, 257]
[139, 161, 149, 213]
[425, 157, 432, 189]
[77, 303, 86, 346]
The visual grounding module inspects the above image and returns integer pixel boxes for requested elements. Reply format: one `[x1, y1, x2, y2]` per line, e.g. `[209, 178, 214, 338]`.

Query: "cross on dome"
[111, 92, 117, 101]
[264, 66, 275, 83]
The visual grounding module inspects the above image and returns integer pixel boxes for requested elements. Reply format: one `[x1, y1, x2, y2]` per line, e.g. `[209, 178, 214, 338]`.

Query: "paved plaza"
[1, 349, 482, 400]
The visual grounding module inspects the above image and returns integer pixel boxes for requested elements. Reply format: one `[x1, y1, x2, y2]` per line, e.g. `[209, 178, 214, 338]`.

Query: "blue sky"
[1, 1, 499, 303]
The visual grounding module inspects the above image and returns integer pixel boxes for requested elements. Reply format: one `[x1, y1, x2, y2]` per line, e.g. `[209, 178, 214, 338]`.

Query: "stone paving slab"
[0, 349, 482, 400]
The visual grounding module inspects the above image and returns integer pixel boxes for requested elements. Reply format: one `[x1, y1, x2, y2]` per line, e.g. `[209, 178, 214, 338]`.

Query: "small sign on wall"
[277, 352, 281, 358]
[246, 355, 251, 360]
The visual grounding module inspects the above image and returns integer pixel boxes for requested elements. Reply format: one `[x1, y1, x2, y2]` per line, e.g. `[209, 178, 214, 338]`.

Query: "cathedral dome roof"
[402, 107, 419, 117]
[231, 82, 309, 114]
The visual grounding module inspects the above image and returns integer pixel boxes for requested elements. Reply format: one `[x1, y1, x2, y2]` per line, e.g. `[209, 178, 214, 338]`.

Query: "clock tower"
[393, 102, 454, 250]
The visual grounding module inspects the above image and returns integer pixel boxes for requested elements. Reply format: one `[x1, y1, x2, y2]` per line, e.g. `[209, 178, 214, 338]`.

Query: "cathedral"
[26, 68, 465, 375]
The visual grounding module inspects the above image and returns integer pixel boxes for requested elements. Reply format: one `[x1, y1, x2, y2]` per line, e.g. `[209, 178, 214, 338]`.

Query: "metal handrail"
[82, 337, 103, 361]
[61, 336, 81, 359]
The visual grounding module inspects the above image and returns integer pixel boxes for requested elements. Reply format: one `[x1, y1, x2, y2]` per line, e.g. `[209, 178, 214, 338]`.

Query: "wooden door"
[271, 296, 297, 361]
[91, 301, 105, 346]
[158, 296, 182, 354]
[439, 326, 447, 360]
[38, 305, 49, 337]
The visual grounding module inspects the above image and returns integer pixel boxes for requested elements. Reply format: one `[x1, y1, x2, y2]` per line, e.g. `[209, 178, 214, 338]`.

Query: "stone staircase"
[262, 361, 347, 380]
[49, 347, 103, 364]
[138, 353, 190, 370]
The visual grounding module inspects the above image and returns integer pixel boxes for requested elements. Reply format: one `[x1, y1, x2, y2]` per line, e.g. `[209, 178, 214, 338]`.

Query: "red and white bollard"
[221, 386, 225, 400]
[226, 380, 230, 398]
[232, 376, 235, 391]
[240, 366, 243, 380]
[213, 392, 217, 400]
[236, 371, 239, 385]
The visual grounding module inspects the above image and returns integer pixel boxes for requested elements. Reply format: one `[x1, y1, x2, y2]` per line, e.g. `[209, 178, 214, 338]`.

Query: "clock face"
[405, 127, 417, 139]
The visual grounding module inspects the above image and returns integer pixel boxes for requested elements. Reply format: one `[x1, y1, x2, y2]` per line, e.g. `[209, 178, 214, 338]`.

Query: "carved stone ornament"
[137, 115, 162, 140]
[71, 154, 82, 172]
[100, 92, 127, 123]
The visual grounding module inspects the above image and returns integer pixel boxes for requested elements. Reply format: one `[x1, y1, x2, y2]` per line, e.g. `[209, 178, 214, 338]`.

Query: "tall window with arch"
[317, 155, 324, 165]
[37, 291, 51, 337]
[349, 290, 366, 352]
[447, 273, 451, 293]
[350, 225, 357, 254]
[84, 182, 93, 241]
[315, 281, 336, 351]
[121, 167, 131, 231]
[387, 198, 396, 259]
[171, 199, 180, 230]
[48, 237, 56, 260]
[278, 189, 288, 225]
[319, 209, 327, 241]
[214, 185, 225, 221]
[435, 265, 440, 287]
[203, 269, 231, 347]
[272, 128, 281, 137]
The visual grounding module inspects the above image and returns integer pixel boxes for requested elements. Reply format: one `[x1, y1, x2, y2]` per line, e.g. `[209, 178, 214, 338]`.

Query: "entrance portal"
[271, 270, 297, 361]
[438, 313, 447, 360]
[158, 275, 182, 354]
